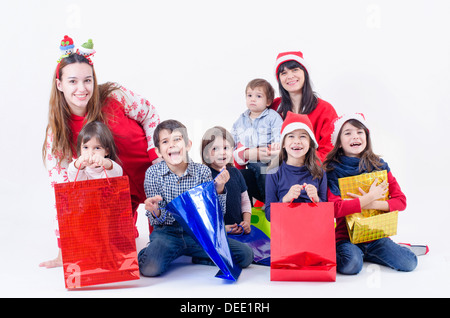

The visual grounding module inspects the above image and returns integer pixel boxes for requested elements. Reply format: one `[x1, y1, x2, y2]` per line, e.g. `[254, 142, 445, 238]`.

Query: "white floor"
[2, 199, 449, 299]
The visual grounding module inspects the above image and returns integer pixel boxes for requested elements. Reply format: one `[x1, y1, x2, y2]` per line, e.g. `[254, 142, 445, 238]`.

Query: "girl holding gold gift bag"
[323, 113, 417, 274]
[265, 111, 327, 221]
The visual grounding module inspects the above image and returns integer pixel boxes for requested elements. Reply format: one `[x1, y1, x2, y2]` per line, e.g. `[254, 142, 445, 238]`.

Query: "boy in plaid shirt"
[138, 119, 253, 277]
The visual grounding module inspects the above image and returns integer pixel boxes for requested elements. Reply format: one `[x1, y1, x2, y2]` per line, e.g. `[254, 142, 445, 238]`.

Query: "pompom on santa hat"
[330, 113, 370, 146]
[280, 111, 318, 148]
[275, 51, 309, 79]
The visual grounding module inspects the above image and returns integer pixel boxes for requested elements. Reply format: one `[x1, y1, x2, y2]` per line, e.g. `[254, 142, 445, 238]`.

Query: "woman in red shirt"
[271, 51, 338, 163]
[40, 36, 160, 268]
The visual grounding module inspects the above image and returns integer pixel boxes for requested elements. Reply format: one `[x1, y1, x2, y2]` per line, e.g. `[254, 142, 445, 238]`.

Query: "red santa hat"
[280, 111, 318, 148]
[330, 113, 370, 146]
[275, 51, 308, 79]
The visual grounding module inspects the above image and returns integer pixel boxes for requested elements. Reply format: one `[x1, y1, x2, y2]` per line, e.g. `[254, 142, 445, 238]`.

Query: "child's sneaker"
[399, 243, 429, 256]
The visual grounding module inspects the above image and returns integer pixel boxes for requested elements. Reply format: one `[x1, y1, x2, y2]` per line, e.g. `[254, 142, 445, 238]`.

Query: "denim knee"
[396, 248, 418, 272]
[138, 248, 164, 277]
[338, 252, 363, 275]
[336, 241, 363, 275]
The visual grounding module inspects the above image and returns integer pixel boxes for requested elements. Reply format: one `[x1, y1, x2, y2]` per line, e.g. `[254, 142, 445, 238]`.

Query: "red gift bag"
[270, 202, 336, 282]
[55, 175, 140, 288]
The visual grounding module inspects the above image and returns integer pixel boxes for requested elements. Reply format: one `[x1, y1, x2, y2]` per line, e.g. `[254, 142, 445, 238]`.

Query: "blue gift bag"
[229, 225, 270, 266]
[166, 180, 241, 281]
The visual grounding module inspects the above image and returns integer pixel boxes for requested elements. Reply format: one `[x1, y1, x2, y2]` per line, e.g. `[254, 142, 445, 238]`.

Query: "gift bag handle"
[213, 167, 226, 182]
[288, 184, 318, 207]
[227, 224, 244, 236]
[72, 164, 111, 188]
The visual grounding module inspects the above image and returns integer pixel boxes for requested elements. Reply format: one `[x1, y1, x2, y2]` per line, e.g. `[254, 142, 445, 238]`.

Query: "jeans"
[138, 221, 254, 277]
[336, 238, 418, 275]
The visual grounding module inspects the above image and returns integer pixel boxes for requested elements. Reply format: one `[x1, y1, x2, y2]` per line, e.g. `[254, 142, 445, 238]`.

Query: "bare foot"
[39, 250, 62, 268]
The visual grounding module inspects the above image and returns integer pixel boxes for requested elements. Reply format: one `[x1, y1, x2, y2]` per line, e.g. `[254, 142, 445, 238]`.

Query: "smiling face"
[283, 129, 311, 165]
[278, 66, 305, 95]
[56, 62, 94, 116]
[156, 128, 192, 173]
[339, 122, 367, 157]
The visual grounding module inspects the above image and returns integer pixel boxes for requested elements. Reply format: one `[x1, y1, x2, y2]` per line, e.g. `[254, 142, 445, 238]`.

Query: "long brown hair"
[323, 119, 383, 173]
[42, 53, 118, 165]
[269, 133, 323, 179]
[276, 60, 318, 119]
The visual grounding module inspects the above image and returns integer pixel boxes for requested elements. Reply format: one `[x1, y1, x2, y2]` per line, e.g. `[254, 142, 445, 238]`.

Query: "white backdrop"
[1, 0, 449, 298]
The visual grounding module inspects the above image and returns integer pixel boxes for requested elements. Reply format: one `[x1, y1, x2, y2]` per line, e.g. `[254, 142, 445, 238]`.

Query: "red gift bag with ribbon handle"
[270, 202, 336, 282]
[54, 169, 139, 288]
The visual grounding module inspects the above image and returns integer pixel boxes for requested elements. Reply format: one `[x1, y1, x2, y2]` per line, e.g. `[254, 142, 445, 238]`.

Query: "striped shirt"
[144, 160, 227, 226]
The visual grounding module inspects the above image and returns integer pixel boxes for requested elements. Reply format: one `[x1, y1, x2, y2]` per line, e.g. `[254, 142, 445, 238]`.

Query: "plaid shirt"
[144, 160, 227, 226]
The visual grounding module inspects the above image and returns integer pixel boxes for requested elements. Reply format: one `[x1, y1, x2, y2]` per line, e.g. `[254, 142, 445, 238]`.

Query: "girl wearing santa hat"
[323, 113, 418, 274]
[40, 35, 161, 268]
[264, 112, 327, 221]
[272, 51, 338, 163]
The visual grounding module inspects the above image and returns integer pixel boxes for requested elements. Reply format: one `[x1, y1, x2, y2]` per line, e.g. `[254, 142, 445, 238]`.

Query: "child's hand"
[226, 223, 241, 235]
[347, 178, 388, 210]
[304, 183, 320, 203]
[239, 220, 251, 234]
[257, 147, 272, 162]
[75, 153, 111, 169]
[214, 168, 230, 194]
[283, 184, 304, 203]
[74, 153, 91, 169]
[90, 153, 112, 169]
[270, 142, 281, 151]
[145, 195, 163, 217]
[267, 143, 280, 160]
[347, 178, 387, 202]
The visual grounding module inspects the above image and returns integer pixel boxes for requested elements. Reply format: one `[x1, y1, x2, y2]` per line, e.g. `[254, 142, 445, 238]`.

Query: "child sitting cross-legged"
[138, 119, 253, 277]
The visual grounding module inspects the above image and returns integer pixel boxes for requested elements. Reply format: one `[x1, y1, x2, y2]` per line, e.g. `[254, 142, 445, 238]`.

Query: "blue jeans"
[336, 238, 418, 275]
[138, 221, 254, 277]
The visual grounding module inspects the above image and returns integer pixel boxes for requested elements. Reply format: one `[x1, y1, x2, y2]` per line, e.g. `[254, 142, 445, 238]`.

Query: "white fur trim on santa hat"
[281, 122, 318, 149]
[275, 52, 308, 78]
[330, 113, 369, 146]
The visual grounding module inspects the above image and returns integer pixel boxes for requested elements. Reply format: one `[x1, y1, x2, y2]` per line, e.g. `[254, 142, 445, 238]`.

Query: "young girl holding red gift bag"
[265, 111, 327, 221]
[68, 121, 123, 181]
[323, 113, 418, 274]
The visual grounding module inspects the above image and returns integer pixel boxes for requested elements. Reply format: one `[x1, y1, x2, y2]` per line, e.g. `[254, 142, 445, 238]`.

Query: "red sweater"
[69, 98, 158, 209]
[271, 97, 338, 163]
[327, 171, 407, 242]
